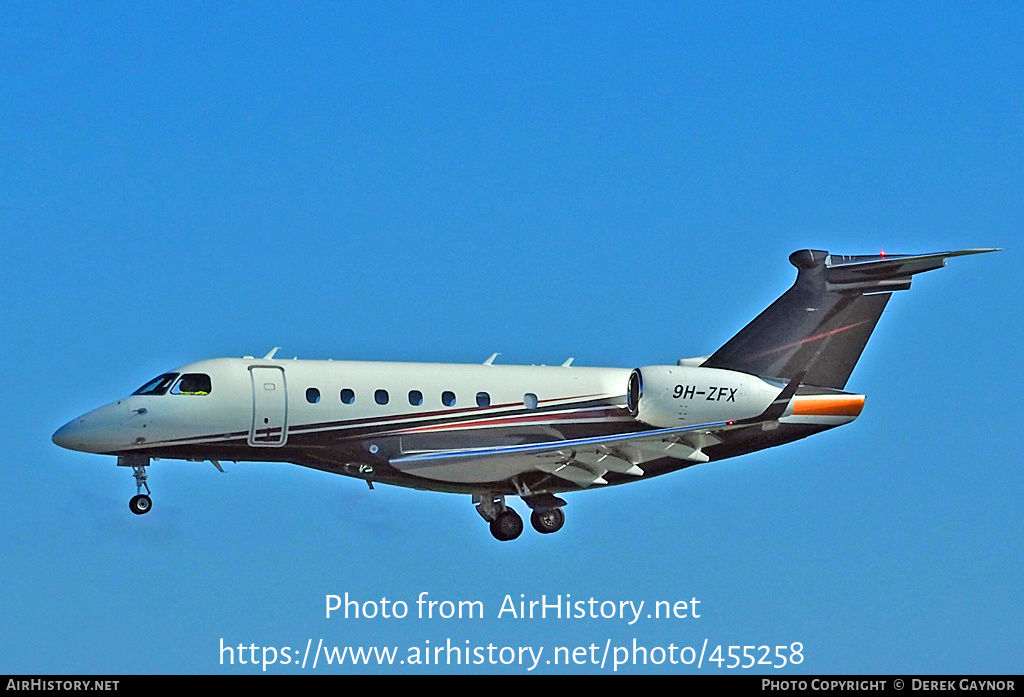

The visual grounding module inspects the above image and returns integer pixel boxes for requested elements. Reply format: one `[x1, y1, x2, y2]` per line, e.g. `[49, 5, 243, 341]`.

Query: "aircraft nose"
[52, 421, 78, 450]
[52, 402, 127, 453]
[52, 417, 106, 453]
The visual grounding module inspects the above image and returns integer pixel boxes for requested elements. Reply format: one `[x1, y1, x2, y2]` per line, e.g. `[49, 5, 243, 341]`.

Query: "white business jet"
[53, 248, 996, 541]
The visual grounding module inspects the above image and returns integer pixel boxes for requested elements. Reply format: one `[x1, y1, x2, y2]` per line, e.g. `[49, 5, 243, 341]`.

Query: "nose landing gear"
[119, 455, 152, 515]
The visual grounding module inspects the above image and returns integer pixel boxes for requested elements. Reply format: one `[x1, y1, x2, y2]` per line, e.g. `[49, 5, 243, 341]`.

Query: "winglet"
[483, 353, 500, 366]
[263, 347, 281, 360]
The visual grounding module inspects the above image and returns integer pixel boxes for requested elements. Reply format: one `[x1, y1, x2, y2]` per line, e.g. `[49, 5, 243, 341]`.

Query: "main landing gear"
[119, 455, 153, 515]
[490, 508, 524, 541]
[474, 493, 567, 541]
[530, 507, 565, 534]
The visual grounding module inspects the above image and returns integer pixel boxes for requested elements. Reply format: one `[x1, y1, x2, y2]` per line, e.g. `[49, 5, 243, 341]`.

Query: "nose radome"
[52, 421, 78, 449]
[53, 418, 90, 452]
[52, 402, 127, 454]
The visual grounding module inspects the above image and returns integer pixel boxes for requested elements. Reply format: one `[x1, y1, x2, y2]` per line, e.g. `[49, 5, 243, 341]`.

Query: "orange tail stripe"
[791, 395, 865, 417]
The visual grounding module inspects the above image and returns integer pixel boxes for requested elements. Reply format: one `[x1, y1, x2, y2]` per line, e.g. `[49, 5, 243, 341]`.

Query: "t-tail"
[701, 248, 999, 389]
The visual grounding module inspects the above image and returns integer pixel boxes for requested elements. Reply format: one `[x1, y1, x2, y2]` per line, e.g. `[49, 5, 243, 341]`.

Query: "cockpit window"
[171, 373, 212, 395]
[133, 373, 179, 396]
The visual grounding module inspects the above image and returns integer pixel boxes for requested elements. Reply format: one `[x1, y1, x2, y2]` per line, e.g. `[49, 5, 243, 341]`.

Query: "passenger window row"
[305, 388, 538, 410]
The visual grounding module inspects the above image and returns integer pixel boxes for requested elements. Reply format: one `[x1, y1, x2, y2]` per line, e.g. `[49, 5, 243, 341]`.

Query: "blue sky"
[1, 1, 1021, 674]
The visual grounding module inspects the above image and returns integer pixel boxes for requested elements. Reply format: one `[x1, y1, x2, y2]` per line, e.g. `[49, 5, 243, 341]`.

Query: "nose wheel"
[129, 494, 152, 515]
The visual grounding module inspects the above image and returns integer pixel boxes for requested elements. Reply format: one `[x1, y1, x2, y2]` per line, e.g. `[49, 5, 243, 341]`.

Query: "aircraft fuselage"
[53, 356, 856, 497]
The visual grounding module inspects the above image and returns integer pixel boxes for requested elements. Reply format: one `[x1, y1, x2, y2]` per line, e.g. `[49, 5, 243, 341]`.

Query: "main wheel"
[129, 494, 152, 515]
[530, 508, 565, 534]
[489, 509, 524, 541]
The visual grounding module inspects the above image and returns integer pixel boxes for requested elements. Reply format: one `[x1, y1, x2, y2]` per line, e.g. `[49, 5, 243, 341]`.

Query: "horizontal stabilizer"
[824, 249, 1000, 293]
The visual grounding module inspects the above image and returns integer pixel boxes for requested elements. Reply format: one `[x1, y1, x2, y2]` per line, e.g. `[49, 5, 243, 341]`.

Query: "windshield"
[132, 373, 179, 396]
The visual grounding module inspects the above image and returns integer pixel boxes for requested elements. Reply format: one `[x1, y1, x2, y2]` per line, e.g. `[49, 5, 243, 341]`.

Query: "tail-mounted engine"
[627, 366, 779, 428]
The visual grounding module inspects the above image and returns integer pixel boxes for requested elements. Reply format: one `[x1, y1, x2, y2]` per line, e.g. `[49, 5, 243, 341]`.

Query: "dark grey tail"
[701, 248, 998, 389]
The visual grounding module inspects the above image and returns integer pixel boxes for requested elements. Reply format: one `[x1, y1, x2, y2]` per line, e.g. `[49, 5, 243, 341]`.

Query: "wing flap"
[390, 419, 733, 484]
[536, 462, 609, 487]
[570, 451, 644, 476]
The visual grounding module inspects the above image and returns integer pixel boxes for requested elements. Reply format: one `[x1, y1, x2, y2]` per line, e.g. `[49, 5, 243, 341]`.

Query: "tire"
[129, 494, 152, 515]
[489, 509, 524, 541]
[530, 508, 565, 534]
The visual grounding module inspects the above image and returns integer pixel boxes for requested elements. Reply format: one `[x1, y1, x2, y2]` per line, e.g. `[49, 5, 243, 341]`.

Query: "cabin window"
[524, 393, 538, 410]
[133, 373, 179, 396]
[306, 388, 321, 404]
[409, 390, 423, 406]
[442, 391, 456, 407]
[341, 388, 355, 404]
[476, 392, 490, 408]
[375, 389, 389, 405]
[171, 373, 212, 395]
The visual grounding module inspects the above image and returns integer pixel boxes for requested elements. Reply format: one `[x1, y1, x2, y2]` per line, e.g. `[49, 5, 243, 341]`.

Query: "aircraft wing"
[389, 375, 807, 486]
[389, 419, 732, 486]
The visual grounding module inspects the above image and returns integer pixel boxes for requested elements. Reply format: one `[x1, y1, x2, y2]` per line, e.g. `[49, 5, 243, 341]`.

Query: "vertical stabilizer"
[700, 248, 998, 389]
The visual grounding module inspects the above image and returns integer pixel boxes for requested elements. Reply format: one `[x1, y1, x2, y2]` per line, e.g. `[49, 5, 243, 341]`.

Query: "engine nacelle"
[627, 366, 778, 428]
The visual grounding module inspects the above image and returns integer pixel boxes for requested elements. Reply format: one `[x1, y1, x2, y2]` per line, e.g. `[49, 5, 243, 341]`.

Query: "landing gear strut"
[119, 455, 152, 515]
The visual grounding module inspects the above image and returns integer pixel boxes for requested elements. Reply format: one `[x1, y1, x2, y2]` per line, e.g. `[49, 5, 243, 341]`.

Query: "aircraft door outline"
[249, 366, 288, 446]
